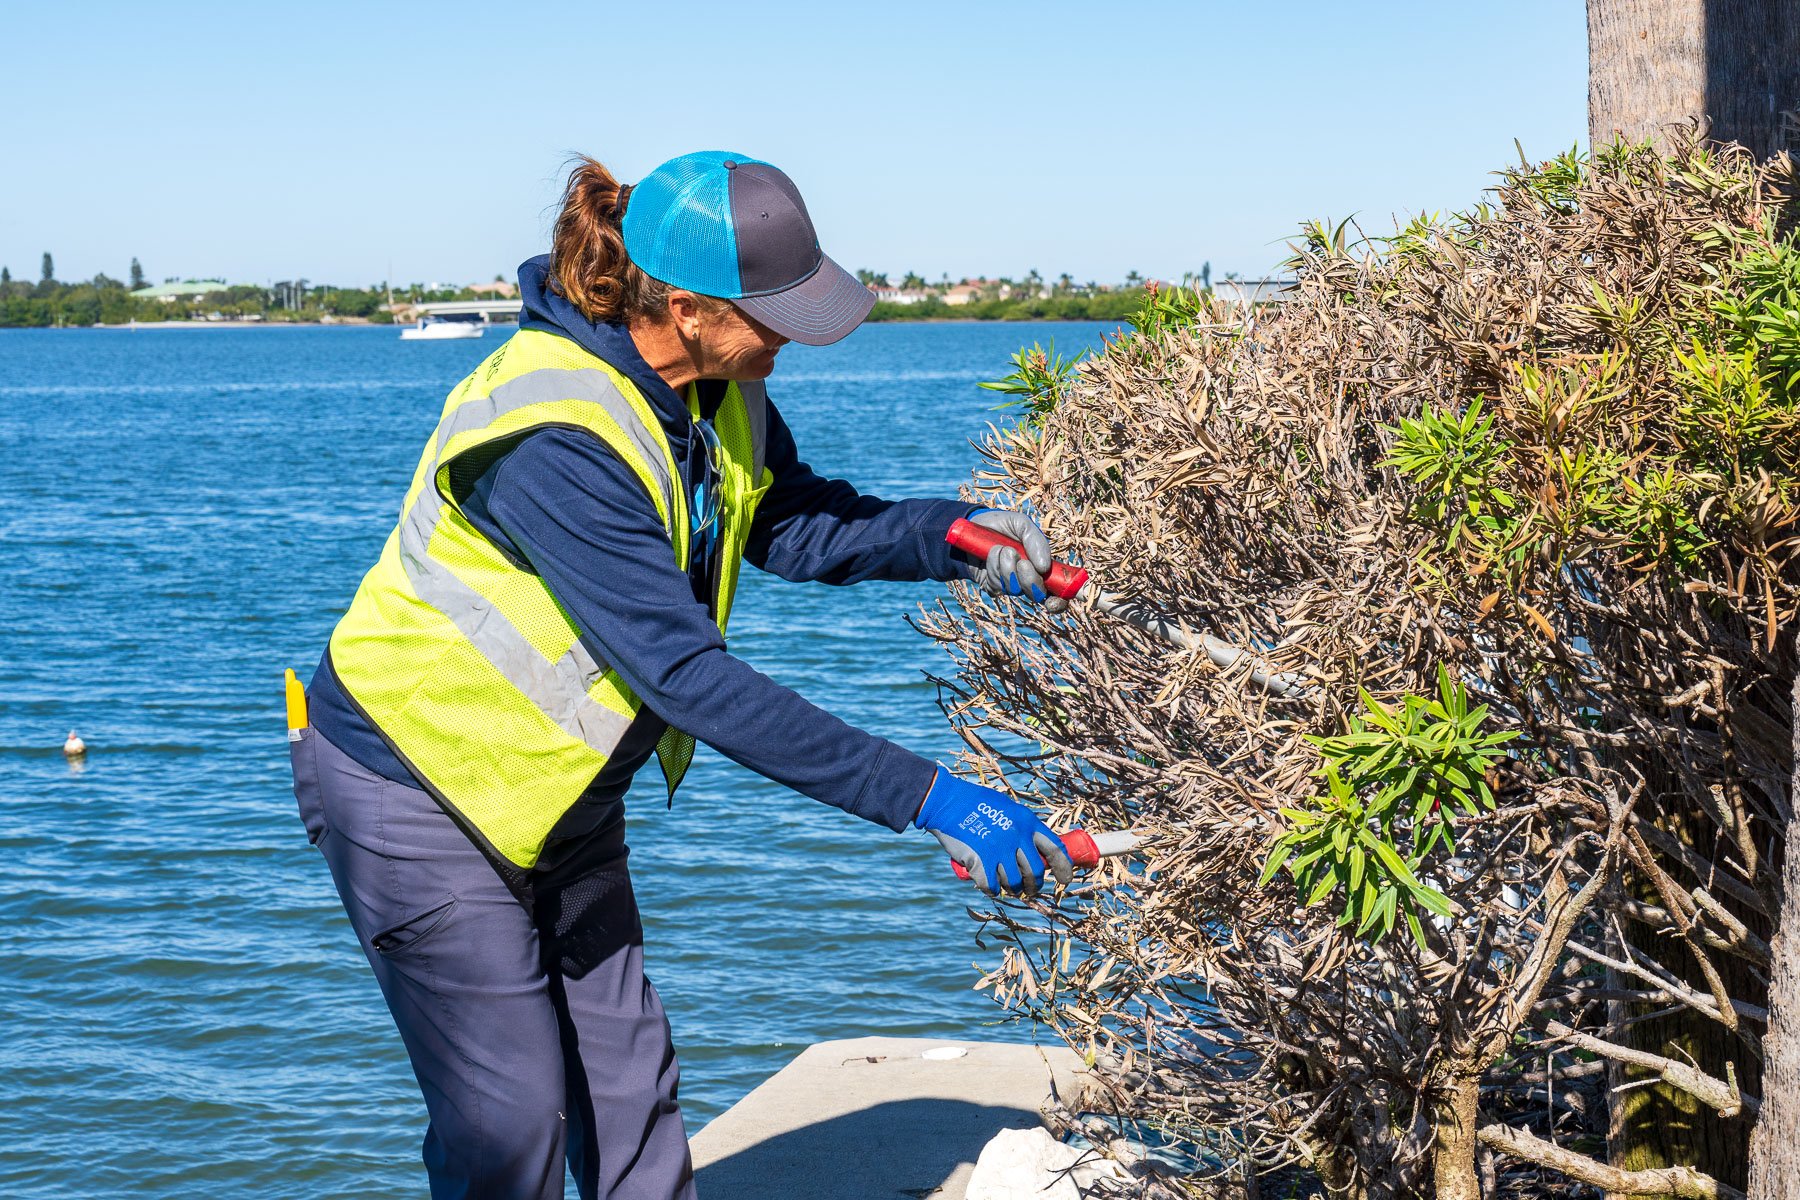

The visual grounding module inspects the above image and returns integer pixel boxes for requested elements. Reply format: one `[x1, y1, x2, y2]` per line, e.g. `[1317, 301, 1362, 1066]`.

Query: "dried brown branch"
[1477, 1123, 1745, 1199]
[1536, 1019, 1759, 1119]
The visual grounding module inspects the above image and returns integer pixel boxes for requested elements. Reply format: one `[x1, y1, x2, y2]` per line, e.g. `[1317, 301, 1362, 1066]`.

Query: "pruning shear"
[949, 828, 1143, 882]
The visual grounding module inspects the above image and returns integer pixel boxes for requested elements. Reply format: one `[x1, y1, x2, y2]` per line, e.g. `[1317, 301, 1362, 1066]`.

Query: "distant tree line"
[856, 263, 1219, 323]
[865, 288, 1155, 322]
[0, 257, 512, 328]
[1, 254, 1221, 328]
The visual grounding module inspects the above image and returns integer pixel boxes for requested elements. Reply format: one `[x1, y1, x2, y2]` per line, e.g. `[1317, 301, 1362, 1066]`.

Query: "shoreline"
[864, 315, 1127, 325]
[17, 316, 1124, 332]
[82, 319, 391, 330]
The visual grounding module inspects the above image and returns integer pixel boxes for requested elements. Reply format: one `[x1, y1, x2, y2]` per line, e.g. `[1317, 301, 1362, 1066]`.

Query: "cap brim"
[732, 255, 874, 347]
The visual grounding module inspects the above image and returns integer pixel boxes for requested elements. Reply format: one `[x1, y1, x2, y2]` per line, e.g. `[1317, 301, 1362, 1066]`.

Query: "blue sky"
[0, 1, 1587, 289]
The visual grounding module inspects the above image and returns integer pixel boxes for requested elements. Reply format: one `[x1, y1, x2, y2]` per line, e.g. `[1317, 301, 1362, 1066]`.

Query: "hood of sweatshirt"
[516, 255, 695, 441]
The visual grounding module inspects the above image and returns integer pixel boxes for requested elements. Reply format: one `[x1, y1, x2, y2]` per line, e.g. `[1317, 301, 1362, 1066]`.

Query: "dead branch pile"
[916, 136, 1799, 1198]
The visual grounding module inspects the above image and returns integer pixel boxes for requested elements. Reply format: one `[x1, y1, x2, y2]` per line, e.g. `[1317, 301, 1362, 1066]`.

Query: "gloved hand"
[915, 766, 1073, 896]
[959, 508, 1070, 613]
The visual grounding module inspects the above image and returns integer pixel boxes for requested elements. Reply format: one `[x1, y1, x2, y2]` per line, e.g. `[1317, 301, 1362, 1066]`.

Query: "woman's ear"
[666, 291, 705, 341]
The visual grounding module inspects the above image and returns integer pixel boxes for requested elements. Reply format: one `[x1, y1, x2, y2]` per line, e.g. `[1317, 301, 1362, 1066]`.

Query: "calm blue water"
[0, 321, 1118, 1198]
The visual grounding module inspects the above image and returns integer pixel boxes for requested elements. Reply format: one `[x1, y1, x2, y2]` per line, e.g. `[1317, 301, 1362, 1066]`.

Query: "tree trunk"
[1747, 670, 1800, 1198]
[1587, 0, 1800, 156]
[1703, 0, 1800, 159]
[1588, 0, 1706, 148]
[1429, 1077, 1482, 1200]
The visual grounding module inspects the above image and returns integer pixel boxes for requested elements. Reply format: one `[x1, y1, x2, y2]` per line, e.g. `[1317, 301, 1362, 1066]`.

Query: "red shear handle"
[950, 828, 1101, 881]
[945, 518, 1089, 601]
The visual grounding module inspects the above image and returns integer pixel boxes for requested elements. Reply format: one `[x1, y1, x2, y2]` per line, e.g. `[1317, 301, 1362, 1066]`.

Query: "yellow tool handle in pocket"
[284, 668, 309, 740]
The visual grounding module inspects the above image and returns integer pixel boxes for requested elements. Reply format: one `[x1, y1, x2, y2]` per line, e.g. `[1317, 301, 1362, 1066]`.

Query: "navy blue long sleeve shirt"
[308, 256, 976, 836]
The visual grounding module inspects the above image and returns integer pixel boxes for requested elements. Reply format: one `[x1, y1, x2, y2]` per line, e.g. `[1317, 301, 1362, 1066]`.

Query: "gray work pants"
[290, 727, 696, 1200]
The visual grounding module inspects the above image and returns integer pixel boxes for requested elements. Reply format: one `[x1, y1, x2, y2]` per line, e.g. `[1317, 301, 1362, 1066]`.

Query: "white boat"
[401, 316, 485, 341]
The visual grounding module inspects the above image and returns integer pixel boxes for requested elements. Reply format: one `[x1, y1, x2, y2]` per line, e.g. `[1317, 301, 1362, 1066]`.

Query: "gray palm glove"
[961, 508, 1070, 614]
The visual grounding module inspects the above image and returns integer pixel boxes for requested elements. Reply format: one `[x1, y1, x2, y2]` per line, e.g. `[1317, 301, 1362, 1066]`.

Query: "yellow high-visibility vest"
[329, 328, 771, 871]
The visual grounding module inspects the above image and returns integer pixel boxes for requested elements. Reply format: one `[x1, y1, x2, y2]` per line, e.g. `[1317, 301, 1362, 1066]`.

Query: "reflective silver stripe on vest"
[394, 364, 677, 752]
[437, 367, 677, 523]
[739, 380, 770, 480]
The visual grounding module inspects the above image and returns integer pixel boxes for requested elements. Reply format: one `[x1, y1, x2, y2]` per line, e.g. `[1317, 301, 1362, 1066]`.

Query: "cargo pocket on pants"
[289, 728, 329, 847]
[371, 897, 458, 957]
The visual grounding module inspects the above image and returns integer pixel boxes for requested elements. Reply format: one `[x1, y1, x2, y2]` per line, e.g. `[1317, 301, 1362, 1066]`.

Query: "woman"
[290, 150, 1072, 1200]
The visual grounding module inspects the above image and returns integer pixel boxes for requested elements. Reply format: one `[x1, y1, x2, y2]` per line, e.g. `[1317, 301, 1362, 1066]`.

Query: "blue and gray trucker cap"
[621, 150, 873, 346]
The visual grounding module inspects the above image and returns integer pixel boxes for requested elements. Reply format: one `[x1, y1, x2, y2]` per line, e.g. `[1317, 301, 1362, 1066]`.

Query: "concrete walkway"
[689, 1036, 1086, 1200]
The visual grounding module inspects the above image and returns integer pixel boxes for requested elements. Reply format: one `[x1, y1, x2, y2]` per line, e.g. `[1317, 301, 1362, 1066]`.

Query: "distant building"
[867, 284, 927, 305]
[942, 284, 982, 306]
[469, 280, 517, 298]
[130, 280, 231, 303]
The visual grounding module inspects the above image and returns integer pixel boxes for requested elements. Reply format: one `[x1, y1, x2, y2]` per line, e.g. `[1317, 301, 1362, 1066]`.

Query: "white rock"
[965, 1126, 1125, 1200]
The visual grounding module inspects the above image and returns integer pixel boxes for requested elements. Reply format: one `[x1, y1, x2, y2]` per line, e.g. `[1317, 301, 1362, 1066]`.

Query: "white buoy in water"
[63, 731, 86, 758]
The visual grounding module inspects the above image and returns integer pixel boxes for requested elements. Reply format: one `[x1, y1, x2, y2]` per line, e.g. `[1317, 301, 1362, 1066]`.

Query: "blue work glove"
[958, 508, 1070, 613]
[915, 766, 1074, 897]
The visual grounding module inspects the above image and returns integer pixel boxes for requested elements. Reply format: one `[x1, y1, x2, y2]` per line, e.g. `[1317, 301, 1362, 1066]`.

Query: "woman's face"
[694, 301, 788, 381]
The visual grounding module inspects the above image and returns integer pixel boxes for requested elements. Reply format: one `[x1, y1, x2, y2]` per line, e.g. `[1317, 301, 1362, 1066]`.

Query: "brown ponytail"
[551, 156, 736, 326]
[549, 156, 664, 323]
